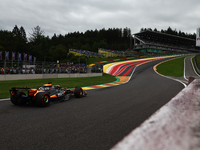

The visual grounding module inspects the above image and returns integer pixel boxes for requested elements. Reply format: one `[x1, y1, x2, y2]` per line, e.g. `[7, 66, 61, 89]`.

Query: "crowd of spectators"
[69, 49, 104, 57]
[70, 48, 135, 57]
[98, 48, 134, 56]
[0, 63, 87, 75]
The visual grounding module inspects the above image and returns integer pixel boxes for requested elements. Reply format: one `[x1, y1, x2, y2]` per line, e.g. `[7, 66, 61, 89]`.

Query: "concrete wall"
[0, 73, 102, 81]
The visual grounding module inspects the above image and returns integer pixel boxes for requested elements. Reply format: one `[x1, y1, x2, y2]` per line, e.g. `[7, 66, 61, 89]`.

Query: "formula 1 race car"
[9, 83, 87, 107]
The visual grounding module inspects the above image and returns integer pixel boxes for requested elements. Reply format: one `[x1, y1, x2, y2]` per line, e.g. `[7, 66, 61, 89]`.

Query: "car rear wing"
[9, 87, 38, 96]
[10, 87, 31, 91]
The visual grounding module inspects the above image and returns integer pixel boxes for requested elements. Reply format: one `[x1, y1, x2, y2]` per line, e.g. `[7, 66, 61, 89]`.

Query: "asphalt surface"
[169, 55, 200, 85]
[184, 55, 200, 79]
[0, 57, 185, 150]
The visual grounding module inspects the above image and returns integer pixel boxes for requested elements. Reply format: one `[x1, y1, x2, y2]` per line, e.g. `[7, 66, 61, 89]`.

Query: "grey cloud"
[0, 0, 200, 37]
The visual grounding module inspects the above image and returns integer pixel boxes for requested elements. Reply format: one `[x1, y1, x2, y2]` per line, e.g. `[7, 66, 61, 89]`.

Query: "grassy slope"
[196, 55, 200, 66]
[192, 55, 200, 75]
[156, 56, 186, 77]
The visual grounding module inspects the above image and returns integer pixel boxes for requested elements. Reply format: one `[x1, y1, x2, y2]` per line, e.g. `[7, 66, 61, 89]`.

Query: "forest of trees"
[0, 25, 197, 62]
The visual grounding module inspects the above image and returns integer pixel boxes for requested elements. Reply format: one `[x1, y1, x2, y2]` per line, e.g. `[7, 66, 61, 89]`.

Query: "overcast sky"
[0, 0, 200, 37]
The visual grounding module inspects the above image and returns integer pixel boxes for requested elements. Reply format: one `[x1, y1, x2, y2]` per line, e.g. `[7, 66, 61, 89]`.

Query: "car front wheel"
[74, 87, 83, 98]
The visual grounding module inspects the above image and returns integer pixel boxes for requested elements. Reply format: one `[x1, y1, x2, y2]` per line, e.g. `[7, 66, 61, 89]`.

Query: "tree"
[29, 26, 45, 43]
[11, 25, 28, 53]
[66, 53, 78, 63]
[81, 44, 91, 51]
[49, 44, 68, 61]
[12, 25, 27, 42]
[20, 26, 27, 42]
[0, 45, 5, 51]
[166, 27, 173, 34]
[92, 42, 99, 52]
[99, 40, 108, 49]
[31, 36, 49, 60]
[12, 25, 21, 37]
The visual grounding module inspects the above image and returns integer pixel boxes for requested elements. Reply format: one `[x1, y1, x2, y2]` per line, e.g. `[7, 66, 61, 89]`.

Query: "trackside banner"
[196, 27, 200, 46]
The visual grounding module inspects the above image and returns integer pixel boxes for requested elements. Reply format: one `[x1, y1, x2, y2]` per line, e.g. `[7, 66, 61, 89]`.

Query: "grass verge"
[0, 73, 116, 99]
[192, 56, 200, 76]
[156, 56, 186, 77]
[195, 55, 200, 66]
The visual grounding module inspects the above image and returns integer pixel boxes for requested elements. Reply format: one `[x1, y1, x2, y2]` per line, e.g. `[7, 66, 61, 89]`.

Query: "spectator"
[1, 68, 4, 74]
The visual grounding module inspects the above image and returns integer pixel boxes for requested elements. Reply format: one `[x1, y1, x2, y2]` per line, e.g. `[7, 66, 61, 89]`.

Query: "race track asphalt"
[185, 55, 200, 79]
[0, 58, 184, 150]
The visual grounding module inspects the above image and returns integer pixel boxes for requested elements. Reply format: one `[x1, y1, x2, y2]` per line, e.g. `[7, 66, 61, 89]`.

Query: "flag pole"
[12, 51, 13, 68]
[4, 51, 6, 74]
[24, 53, 27, 74]
[18, 52, 19, 67]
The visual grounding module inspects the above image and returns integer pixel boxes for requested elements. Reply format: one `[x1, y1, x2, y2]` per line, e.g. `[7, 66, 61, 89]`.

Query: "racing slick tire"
[74, 87, 83, 98]
[11, 91, 26, 105]
[35, 92, 51, 107]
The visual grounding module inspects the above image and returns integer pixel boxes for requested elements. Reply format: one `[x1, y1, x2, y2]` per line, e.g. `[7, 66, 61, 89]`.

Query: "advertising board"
[196, 27, 200, 46]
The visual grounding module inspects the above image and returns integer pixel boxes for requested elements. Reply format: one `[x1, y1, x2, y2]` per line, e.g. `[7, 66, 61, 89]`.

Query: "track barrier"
[0, 73, 102, 81]
[188, 76, 195, 84]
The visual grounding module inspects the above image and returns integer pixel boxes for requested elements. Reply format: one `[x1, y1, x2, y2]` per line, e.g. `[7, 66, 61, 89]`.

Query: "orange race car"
[9, 83, 87, 107]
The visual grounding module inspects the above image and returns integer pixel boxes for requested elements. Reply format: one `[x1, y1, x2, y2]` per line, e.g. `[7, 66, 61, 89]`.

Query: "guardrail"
[0, 73, 103, 81]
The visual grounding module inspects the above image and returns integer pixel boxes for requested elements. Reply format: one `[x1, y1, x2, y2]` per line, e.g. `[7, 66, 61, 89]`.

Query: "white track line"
[155, 71, 187, 87]
[0, 98, 10, 102]
[153, 60, 187, 88]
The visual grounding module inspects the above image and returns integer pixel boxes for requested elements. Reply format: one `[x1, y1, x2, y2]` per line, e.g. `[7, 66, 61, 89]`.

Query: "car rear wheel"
[35, 92, 50, 107]
[74, 87, 83, 98]
[11, 91, 26, 105]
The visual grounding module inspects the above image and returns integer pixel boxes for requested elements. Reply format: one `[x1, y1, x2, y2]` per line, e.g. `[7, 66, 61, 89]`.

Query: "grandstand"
[69, 49, 135, 58]
[98, 48, 134, 57]
[69, 49, 104, 58]
[133, 30, 200, 54]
